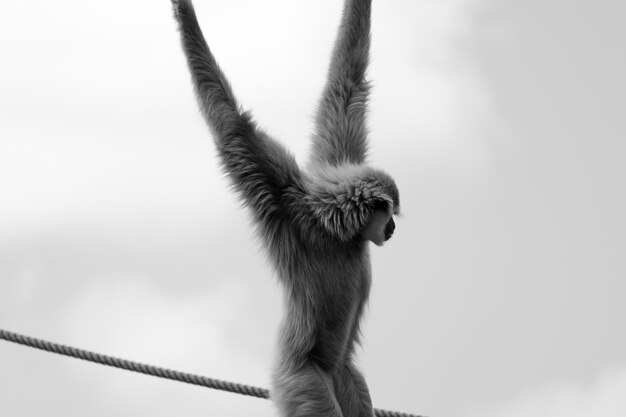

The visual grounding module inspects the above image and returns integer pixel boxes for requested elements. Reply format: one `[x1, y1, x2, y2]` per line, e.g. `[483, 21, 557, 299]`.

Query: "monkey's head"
[353, 167, 399, 246]
[306, 164, 400, 245]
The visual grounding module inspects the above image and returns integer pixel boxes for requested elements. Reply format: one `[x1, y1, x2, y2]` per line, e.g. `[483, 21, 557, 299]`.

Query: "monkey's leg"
[273, 362, 344, 417]
[333, 362, 375, 417]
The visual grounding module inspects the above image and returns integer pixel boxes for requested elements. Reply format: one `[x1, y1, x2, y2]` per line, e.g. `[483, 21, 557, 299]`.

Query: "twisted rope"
[0, 328, 267, 398]
[0, 328, 423, 417]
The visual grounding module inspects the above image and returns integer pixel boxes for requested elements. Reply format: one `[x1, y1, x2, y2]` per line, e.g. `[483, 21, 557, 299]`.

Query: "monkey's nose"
[384, 218, 395, 241]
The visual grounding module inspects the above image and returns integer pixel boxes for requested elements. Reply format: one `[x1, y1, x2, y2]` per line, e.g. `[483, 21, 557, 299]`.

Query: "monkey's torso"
[268, 224, 372, 372]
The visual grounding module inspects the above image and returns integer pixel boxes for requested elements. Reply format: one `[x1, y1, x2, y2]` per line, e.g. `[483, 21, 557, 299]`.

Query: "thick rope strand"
[0, 328, 268, 398]
[0, 328, 423, 417]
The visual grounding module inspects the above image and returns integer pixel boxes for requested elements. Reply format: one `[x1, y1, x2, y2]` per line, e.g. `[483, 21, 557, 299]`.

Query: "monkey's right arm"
[310, 0, 372, 167]
[171, 0, 302, 224]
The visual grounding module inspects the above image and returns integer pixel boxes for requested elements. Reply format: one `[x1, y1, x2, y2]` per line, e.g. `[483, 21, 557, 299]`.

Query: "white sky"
[1, 1, 625, 416]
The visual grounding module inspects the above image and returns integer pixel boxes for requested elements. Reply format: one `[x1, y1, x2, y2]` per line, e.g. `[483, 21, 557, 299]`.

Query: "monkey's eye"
[372, 200, 389, 211]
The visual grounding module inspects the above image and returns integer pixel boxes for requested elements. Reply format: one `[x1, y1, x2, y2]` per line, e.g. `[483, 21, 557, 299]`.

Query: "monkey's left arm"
[310, 0, 372, 167]
[171, 0, 302, 224]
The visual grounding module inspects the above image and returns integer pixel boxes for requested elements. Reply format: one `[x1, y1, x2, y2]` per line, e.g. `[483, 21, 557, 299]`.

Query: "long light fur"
[171, 1, 400, 416]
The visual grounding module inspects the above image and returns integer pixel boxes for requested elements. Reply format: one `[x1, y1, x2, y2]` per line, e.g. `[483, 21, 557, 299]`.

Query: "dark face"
[384, 217, 396, 241]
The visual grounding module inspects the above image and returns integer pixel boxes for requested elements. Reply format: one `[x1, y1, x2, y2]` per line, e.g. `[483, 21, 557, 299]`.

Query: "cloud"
[61, 275, 276, 416]
[475, 368, 626, 417]
[367, 0, 503, 175]
[64, 275, 269, 378]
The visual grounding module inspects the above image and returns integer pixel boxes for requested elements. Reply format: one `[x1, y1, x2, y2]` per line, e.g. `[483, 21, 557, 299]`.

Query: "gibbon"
[170, 0, 400, 416]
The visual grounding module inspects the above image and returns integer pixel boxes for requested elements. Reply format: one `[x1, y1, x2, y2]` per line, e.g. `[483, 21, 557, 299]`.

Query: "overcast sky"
[1, 1, 625, 416]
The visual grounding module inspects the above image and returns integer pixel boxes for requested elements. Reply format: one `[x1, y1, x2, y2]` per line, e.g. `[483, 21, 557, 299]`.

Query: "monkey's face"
[363, 209, 396, 246]
[384, 217, 396, 241]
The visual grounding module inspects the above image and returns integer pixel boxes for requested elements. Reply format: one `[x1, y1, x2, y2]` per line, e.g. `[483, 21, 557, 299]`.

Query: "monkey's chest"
[306, 251, 371, 322]
[275, 236, 371, 321]
[307, 259, 371, 367]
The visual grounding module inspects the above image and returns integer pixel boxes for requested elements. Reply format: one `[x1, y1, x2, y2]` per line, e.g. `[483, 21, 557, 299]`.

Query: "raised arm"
[171, 0, 302, 225]
[310, 0, 372, 167]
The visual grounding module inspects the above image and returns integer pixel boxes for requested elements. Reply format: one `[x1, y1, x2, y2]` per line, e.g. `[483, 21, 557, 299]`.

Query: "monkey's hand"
[170, 0, 190, 20]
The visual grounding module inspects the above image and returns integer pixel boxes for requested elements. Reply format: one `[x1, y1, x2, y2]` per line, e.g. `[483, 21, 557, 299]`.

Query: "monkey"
[170, 1, 400, 416]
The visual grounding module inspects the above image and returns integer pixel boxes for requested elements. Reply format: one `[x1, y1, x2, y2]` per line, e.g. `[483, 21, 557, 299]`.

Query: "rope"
[0, 328, 267, 398]
[0, 328, 423, 417]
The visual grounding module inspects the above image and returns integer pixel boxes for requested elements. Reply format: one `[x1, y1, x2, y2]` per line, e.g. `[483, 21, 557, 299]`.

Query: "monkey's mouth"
[384, 218, 395, 241]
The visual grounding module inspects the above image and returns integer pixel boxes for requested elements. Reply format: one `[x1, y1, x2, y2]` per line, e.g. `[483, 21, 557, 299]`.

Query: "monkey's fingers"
[171, 0, 191, 20]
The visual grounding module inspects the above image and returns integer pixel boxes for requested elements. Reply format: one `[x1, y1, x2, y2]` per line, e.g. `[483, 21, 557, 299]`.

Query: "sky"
[0, 0, 625, 416]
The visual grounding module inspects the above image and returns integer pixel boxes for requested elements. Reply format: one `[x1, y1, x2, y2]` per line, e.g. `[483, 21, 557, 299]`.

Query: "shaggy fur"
[171, 1, 399, 416]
